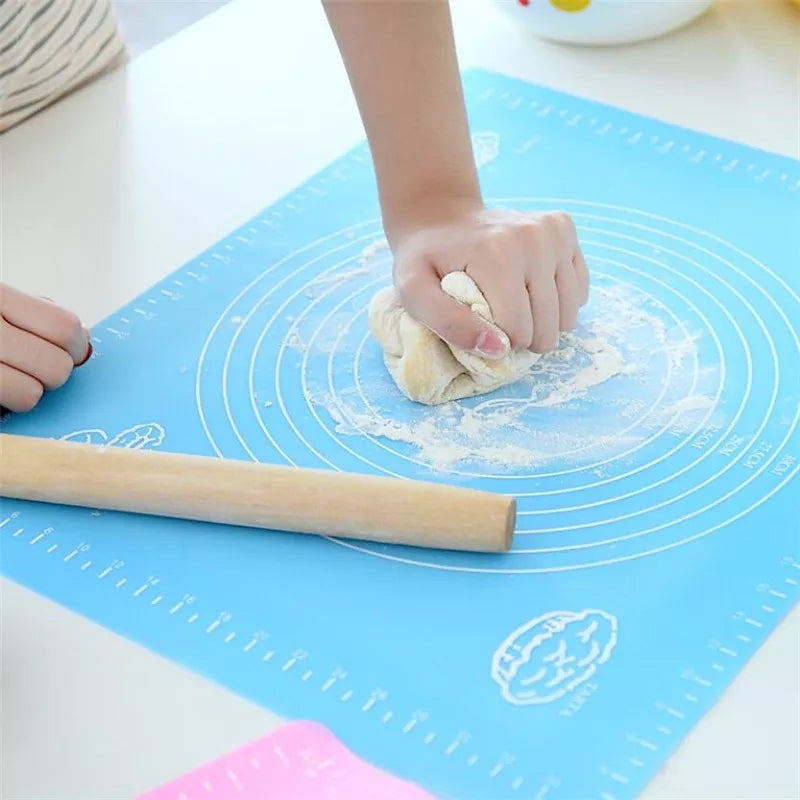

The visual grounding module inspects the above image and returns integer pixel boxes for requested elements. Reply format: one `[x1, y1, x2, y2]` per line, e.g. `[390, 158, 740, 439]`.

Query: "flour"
[309, 280, 720, 472]
[358, 238, 389, 264]
[286, 331, 307, 352]
[325, 316, 646, 470]
[309, 267, 370, 287]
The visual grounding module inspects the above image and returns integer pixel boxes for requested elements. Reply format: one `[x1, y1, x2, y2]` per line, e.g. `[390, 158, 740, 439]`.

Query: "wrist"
[382, 185, 484, 248]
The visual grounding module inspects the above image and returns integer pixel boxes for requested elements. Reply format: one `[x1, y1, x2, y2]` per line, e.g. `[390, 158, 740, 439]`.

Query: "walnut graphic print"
[491, 609, 618, 705]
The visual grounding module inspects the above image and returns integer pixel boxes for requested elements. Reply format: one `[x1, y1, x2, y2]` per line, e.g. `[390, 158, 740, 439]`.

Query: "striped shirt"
[0, 0, 127, 132]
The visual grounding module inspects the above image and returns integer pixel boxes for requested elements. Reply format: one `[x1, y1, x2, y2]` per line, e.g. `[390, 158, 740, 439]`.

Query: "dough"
[368, 272, 538, 405]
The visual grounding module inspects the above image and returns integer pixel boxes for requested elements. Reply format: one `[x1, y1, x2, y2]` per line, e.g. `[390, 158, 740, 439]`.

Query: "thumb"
[396, 266, 510, 359]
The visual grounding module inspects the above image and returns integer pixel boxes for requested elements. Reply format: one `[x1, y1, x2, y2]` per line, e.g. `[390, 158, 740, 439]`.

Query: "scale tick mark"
[639, 739, 659, 751]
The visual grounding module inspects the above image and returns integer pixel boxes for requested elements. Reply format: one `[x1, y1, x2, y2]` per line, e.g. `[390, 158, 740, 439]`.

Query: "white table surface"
[2, 1, 799, 797]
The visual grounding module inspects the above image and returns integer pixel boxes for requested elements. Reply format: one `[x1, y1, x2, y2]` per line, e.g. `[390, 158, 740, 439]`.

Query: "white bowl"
[493, 0, 714, 46]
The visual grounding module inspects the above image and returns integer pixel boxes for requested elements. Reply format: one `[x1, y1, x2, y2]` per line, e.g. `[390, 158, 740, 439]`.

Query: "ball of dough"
[368, 272, 538, 405]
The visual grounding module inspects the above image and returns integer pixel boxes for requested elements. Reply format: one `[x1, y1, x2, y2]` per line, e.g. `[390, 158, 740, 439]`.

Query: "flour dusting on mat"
[358, 238, 389, 264]
[311, 279, 721, 473]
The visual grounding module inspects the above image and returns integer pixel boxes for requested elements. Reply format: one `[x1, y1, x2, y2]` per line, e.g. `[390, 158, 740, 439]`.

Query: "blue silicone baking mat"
[2, 70, 798, 799]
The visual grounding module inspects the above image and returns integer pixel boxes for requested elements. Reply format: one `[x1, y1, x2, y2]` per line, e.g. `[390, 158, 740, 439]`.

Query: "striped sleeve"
[0, 0, 127, 132]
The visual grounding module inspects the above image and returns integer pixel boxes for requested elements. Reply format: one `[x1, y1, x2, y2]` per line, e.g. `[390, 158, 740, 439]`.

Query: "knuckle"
[17, 380, 45, 412]
[558, 211, 574, 226]
[58, 308, 81, 341]
[548, 211, 576, 238]
[436, 311, 476, 348]
[47, 349, 74, 389]
[481, 226, 514, 253]
[521, 221, 543, 244]
[437, 317, 462, 341]
[52, 309, 83, 345]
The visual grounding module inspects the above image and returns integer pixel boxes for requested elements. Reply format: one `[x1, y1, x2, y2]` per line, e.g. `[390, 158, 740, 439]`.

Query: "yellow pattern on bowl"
[550, 0, 592, 10]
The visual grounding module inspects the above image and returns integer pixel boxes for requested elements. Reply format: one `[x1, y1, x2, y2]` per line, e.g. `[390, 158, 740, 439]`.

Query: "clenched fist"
[0, 284, 91, 413]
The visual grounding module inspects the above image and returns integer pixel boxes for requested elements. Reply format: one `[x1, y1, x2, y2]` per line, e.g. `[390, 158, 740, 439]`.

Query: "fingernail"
[75, 333, 93, 367]
[474, 328, 509, 359]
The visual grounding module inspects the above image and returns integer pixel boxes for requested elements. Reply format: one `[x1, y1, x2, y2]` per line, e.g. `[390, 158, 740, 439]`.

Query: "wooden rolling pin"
[0, 433, 515, 553]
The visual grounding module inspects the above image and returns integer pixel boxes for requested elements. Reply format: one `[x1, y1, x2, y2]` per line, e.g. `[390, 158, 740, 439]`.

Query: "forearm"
[323, 0, 481, 243]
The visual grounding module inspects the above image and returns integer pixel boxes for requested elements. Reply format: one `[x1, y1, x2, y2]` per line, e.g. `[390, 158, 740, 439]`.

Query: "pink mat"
[137, 721, 436, 799]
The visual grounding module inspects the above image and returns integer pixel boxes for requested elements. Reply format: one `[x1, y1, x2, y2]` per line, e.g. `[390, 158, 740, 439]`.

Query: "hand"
[0, 284, 91, 413]
[391, 202, 590, 358]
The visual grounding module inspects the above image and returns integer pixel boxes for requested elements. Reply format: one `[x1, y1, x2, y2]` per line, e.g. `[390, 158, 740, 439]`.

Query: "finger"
[0, 283, 90, 363]
[75, 339, 93, 367]
[528, 276, 560, 353]
[396, 263, 509, 359]
[555, 264, 580, 331]
[0, 319, 75, 390]
[466, 258, 533, 350]
[0, 363, 44, 413]
[573, 245, 590, 306]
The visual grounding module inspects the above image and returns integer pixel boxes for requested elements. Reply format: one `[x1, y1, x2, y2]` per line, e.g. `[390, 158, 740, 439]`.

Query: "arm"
[322, 0, 479, 243]
[324, 0, 589, 357]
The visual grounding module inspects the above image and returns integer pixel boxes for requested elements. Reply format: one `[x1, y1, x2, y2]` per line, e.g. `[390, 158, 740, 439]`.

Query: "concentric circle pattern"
[196, 201, 799, 574]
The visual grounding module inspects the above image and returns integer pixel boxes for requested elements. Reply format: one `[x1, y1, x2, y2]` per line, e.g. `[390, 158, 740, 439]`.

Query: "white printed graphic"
[491, 609, 618, 705]
[472, 132, 499, 169]
[60, 422, 165, 450]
